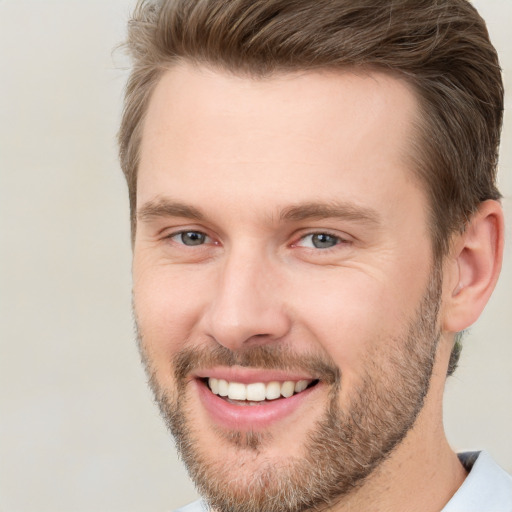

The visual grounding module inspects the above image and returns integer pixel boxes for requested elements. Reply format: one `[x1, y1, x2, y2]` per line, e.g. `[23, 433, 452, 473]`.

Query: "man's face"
[133, 65, 443, 511]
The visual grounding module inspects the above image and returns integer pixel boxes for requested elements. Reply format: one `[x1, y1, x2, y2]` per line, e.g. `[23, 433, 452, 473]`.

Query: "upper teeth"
[208, 378, 311, 401]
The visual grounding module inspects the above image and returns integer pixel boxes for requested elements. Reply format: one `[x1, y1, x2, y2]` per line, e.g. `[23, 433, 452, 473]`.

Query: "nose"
[202, 246, 291, 351]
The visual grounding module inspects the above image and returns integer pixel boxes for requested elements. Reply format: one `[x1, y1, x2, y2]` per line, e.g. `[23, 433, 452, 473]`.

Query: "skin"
[132, 63, 503, 511]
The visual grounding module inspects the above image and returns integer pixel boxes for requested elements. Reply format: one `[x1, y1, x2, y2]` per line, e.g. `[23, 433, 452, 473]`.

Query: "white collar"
[442, 451, 512, 511]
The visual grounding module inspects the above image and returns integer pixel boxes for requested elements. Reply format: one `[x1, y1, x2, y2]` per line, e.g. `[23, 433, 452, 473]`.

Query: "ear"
[441, 200, 504, 333]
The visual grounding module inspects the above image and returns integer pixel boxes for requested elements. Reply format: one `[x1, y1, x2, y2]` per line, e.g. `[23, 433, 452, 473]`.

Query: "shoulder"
[443, 451, 512, 512]
[173, 500, 207, 512]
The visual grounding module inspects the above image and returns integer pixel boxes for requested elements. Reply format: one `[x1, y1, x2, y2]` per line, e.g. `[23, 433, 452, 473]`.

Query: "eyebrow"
[137, 198, 380, 227]
[137, 199, 205, 223]
[280, 202, 380, 227]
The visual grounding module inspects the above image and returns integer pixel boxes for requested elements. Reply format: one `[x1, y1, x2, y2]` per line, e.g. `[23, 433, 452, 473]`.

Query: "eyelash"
[166, 230, 214, 246]
[292, 232, 348, 250]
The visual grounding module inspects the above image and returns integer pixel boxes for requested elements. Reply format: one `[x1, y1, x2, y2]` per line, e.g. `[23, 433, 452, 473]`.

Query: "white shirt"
[443, 451, 512, 511]
[175, 451, 512, 512]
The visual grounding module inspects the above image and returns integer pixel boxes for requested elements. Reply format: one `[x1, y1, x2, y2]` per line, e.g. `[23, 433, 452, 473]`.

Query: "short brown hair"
[118, 0, 504, 373]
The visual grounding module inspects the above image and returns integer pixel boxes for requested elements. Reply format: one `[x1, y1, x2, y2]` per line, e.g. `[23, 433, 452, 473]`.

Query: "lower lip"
[194, 379, 320, 430]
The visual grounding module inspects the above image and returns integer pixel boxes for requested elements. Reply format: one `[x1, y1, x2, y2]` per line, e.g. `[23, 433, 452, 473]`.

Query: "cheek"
[133, 257, 209, 369]
[289, 268, 423, 379]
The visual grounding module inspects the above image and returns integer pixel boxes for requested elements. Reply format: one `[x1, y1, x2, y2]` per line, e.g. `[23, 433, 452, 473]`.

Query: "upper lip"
[193, 366, 316, 384]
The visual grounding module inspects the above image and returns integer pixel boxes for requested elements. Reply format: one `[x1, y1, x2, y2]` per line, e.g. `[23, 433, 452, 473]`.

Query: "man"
[118, 1, 511, 511]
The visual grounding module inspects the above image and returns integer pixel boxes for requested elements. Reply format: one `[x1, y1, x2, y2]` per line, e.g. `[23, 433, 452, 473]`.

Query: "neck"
[328, 359, 467, 512]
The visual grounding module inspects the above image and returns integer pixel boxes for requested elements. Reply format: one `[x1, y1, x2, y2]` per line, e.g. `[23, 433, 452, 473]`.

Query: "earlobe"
[442, 200, 504, 333]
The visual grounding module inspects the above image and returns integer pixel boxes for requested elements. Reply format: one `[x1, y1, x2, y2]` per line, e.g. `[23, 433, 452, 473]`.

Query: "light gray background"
[0, 1, 510, 511]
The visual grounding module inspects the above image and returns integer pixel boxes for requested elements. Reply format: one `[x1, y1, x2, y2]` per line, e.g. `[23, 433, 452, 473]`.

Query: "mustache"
[173, 344, 341, 386]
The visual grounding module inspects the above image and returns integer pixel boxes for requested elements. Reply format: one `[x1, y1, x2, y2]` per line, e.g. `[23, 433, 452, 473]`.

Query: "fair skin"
[133, 63, 503, 512]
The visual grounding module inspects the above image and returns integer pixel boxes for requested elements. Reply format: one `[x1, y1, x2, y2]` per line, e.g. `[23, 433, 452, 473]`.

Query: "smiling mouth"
[204, 377, 320, 404]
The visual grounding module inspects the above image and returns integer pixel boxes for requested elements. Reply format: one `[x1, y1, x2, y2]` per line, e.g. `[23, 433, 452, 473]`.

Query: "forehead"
[137, 63, 424, 223]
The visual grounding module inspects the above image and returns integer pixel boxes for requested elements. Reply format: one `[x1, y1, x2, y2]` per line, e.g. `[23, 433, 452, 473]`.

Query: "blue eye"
[172, 231, 209, 246]
[297, 233, 342, 249]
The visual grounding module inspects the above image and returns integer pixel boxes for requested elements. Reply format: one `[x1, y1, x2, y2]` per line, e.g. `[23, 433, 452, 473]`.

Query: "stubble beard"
[137, 268, 442, 512]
